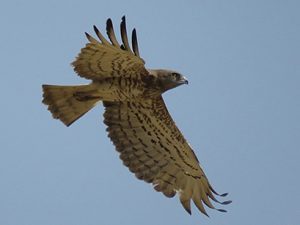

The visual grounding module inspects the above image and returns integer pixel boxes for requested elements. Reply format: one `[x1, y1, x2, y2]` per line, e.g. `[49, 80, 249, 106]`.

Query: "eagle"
[42, 16, 231, 216]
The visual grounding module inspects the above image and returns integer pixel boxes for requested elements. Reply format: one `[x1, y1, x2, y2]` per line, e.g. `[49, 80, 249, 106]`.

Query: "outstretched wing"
[72, 16, 148, 81]
[103, 97, 231, 215]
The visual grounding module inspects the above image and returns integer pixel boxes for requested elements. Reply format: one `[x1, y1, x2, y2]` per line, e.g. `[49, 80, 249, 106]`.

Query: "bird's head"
[147, 69, 188, 92]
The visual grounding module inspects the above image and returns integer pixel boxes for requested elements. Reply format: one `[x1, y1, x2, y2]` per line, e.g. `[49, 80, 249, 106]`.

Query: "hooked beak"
[180, 76, 188, 85]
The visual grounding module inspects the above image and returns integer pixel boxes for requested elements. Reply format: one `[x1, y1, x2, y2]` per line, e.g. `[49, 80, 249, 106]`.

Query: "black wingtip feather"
[186, 208, 192, 215]
[132, 28, 140, 57]
[106, 18, 114, 37]
[216, 209, 227, 213]
[209, 185, 229, 197]
[106, 18, 113, 29]
[106, 18, 120, 46]
[221, 200, 232, 205]
[209, 195, 232, 206]
[93, 25, 100, 41]
[92, 25, 110, 45]
[106, 19, 112, 36]
[93, 25, 99, 34]
[120, 16, 131, 51]
[85, 32, 92, 41]
[220, 193, 229, 197]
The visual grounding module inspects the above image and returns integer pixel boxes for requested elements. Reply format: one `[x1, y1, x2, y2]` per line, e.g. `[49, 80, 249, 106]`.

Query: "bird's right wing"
[72, 16, 148, 81]
[103, 97, 231, 215]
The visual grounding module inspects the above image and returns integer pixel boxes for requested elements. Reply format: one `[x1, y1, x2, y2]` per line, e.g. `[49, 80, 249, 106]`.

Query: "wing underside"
[72, 16, 148, 81]
[103, 97, 231, 215]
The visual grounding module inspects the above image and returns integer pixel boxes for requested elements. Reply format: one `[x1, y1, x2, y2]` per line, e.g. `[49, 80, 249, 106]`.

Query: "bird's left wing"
[103, 96, 231, 215]
[72, 16, 148, 81]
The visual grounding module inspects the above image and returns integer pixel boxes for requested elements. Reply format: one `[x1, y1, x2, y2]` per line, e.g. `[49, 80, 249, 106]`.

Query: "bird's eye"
[171, 72, 181, 80]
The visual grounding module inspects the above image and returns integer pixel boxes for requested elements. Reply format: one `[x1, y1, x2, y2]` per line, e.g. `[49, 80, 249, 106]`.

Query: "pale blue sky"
[1, 0, 299, 225]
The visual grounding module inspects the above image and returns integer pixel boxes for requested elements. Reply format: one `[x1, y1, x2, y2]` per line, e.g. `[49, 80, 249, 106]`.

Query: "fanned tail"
[42, 84, 100, 126]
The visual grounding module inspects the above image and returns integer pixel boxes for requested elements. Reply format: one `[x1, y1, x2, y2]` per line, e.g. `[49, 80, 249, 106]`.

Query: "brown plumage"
[42, 16, 231, 215]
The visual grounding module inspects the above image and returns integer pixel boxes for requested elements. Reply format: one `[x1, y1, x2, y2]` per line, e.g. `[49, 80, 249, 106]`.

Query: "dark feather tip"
[185, 208, 192, 215]
[203, 212, 210, 218]
[121, 17, 126, 31]
[216, 209, 227, 213]
[132, 29, 137, 40]
[85, 32, 91, 39]
[220, 193, 228, 197]
[106, 18, 113, 29]
[93, 25, 99, 33]
[132, 28, 140, 57]
[221, 200, 232, 205]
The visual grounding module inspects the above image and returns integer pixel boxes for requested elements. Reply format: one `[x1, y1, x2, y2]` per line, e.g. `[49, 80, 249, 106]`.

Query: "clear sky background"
[1, 0, 299, 225]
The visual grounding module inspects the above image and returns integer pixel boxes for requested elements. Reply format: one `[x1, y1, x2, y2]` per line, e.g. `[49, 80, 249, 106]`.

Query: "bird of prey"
[42, 16, 231, 216]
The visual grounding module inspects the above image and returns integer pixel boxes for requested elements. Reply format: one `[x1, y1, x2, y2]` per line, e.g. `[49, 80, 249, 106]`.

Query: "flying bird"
[42, 16, 231, 216]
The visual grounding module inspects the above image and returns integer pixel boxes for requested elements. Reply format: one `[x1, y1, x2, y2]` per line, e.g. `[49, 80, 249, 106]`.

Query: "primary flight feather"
[42, 16, 231, 215]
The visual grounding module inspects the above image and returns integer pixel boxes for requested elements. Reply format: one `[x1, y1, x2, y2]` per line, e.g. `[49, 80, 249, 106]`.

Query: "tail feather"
[42, 84, 100, 126]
